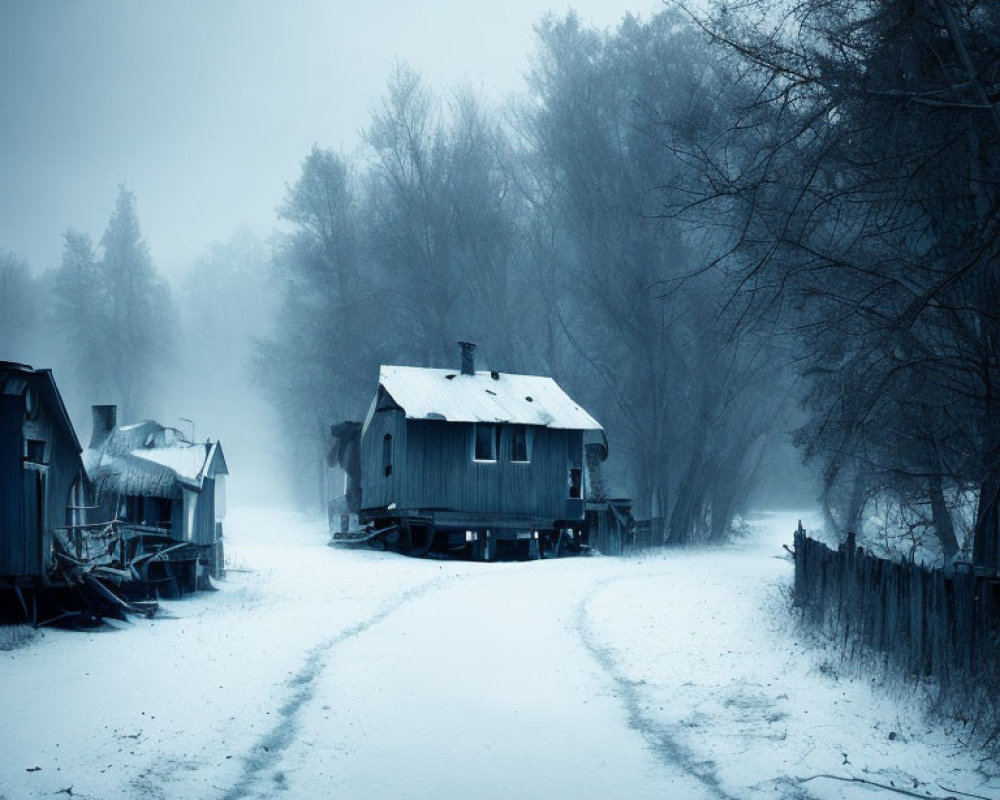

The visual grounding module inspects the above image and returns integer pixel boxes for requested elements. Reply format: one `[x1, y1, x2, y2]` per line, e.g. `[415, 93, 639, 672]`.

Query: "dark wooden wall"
[361, 411, 583, 523]
[359, 408, 406, 511]
[194, 476, 216, 546]
[0, 393, 27, 576]
[42, 426, 84, 584]
[1, 381, 86, 581]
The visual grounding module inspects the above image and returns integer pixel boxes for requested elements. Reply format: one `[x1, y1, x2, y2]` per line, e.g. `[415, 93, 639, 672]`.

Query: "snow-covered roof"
[376, 365, 603, 431]
[84, 420, 226, 500]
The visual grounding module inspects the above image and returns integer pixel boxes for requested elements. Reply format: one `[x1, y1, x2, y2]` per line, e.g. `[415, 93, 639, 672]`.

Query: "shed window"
[474, 424, 499, 461]
[66, 476, 85, 529]
[383, 434, 393, 477]
[511, 425, 529, 462]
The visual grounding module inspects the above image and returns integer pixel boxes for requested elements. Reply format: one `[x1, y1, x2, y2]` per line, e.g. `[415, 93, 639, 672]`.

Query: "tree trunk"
[928, 472, 959, 562]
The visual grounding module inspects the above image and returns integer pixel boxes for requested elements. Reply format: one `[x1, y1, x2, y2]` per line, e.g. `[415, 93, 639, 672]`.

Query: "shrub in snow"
[0, 625, 37, 651]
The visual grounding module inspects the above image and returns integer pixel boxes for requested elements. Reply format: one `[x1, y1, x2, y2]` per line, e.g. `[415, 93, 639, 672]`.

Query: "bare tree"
[684, 0, 1000, 558]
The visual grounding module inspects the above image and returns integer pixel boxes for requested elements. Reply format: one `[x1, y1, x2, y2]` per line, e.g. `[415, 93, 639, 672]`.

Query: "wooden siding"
[360, 408, 406, 511]
[41, 432, 85, 584]
[194, 476, 216, 546]
[1, 381, 87, 581]
[0, 393, 27, 575]
[362, 415, 584, 525]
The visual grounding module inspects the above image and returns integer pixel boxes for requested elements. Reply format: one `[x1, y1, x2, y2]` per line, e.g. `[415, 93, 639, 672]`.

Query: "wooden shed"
[358, 343, 609, 559]
[0, 362, 88, 595]
[84, 405, 228, 586]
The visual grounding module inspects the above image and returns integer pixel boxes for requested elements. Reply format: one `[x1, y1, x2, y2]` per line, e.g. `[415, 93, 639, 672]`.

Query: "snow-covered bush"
[0, 625, 37, 651]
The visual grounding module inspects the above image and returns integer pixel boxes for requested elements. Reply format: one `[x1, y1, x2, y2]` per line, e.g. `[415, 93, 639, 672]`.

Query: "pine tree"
[53, 231, 106, 400]
[0, 250, 37, 361]
[52, 186, 173, 420]
[98, 185, 172, 419]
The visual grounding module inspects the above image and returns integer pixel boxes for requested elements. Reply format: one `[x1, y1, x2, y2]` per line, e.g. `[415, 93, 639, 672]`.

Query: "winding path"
[226, 563, 720, 800]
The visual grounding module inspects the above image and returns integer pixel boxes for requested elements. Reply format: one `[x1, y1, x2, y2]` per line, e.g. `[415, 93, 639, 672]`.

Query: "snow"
[1, 509, 995, 799]
[377, 364, 604, 431]
[130, 441, 214, 486]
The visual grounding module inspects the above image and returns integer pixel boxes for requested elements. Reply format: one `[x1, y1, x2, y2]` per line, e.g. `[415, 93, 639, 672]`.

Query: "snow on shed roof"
[86, 451, 184, 500]
[84, 420, 226, 499]
[376, 365, 603, 431]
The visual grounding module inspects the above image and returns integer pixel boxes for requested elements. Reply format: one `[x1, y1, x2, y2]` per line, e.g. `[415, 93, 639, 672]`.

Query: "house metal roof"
[376, 365, 604, 432]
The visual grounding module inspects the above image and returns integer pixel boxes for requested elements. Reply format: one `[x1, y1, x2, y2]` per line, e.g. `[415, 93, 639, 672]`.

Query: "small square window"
[511, 425, 529, 462]
[474, 424, 499, 461]
[25, 439, 45, 464]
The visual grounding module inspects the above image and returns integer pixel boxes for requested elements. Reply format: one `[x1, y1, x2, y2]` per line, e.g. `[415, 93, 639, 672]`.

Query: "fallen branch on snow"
[800, 773, 958, 799]
[936, 784, 996, 800]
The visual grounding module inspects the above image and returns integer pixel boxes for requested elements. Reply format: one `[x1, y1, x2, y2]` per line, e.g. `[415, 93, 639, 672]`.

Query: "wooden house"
[0, 362, 88, 605]
[358, 343, 609, 559]
[84, 405, 228, 586]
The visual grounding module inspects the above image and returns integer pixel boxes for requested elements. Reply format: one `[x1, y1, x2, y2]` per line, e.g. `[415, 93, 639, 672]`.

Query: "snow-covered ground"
[1, 509, 995, 800]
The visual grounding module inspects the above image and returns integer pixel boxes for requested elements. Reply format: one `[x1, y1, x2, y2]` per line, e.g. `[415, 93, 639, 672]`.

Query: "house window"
[569, 468, 582, 499]
[383, 434, 393, 477]
[474, 424, 499, 461]
[25, 439, 46, 464]
[511, 425, 530, 463]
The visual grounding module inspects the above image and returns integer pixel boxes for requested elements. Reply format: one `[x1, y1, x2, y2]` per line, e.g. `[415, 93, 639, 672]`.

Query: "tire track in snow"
[574, 577, 748, 800]
[213, 575, 459, 800]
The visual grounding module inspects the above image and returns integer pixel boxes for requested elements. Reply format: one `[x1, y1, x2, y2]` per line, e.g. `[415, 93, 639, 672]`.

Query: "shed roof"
[84, 420, 226, 500]
[376, 365, 603, 432]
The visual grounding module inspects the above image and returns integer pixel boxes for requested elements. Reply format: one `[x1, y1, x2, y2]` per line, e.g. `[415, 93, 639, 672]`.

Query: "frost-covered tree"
[53, 231, 106, 400]
[52, 186, 173, 421]
[0, 250, 38, 361]
[364, 64, 524, 369]
[522, 11, 785, 541]
[256, 147, 377, 508]
[687, 0, 1000, 558]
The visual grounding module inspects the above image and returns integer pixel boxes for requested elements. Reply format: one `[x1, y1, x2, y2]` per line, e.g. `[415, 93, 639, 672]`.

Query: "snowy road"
[1, 509, 995, 800]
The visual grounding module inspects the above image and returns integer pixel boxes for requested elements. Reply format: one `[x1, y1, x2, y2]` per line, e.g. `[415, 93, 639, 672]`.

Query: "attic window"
[474, 423, 499, 462]
[25, 439, 45, 464]
[24, 387, 38, 420]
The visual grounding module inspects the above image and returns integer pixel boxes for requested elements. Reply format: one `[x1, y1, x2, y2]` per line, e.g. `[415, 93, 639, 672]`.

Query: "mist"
[6, 0, 991, 554]
[6, 2, 1000, 794]
[1, 1, 820, 527]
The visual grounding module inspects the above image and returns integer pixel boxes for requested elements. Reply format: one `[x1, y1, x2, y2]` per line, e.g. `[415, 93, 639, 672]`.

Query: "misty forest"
[3, 2, 1000, 799]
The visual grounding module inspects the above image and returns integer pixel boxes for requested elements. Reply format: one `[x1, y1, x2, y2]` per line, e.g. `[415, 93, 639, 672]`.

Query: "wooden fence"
[792, 525, 1000, 681]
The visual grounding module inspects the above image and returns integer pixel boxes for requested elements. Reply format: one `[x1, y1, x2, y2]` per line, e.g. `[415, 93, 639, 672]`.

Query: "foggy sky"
[0, 0, 662, 281]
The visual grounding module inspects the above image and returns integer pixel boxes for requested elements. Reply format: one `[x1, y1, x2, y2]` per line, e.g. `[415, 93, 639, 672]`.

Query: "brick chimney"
[90, 404, 117, 449]
[459, 341, 476, 376]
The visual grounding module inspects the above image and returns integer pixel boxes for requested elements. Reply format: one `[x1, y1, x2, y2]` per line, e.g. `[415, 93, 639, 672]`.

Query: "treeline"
[0, 188, 270, 460]
[261, 0, 1000, 554]
[2, 188, 174, 422]
[7, 3, 992, 551]
[680, 0, 1000, 561]
[257, 11, 796, 541]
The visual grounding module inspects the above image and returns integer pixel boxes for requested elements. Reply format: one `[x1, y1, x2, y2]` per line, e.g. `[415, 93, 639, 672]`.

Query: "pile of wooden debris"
[28, 520, 211, 628]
